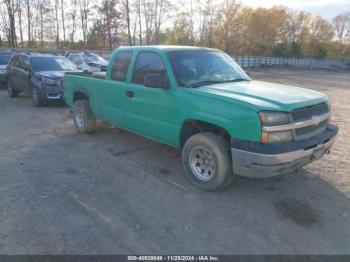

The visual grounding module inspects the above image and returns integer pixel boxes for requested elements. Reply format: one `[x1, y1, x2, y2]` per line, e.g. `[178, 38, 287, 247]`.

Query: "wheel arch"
[73, 91, 89, 102]
[179, 119, 231, 148]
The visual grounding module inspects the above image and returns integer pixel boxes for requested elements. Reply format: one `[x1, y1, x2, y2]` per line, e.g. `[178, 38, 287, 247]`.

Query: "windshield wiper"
[189, 80, 224, 88]
[223, 78, 250, 83]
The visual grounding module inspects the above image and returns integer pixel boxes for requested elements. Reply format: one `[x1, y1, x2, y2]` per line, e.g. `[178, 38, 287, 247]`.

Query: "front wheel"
[7, 82, 19, 98]
[32, 87, 44, 106]
[72, 99, 97, 133]
[182, 132, 235, 191]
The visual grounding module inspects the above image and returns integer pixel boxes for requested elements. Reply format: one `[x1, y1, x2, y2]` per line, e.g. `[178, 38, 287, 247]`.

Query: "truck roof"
[117, 45, 221, 53]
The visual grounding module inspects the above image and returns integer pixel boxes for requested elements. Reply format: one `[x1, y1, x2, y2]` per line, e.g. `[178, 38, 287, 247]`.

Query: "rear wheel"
[182, 132, 235, 191]
[7, 82, 19, 98]
[72, 99, 97, 133]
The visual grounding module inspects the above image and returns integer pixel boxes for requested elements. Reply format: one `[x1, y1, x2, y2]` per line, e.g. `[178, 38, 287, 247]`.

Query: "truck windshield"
[0, 55, 11, 65]
[31, 57, 77, 72]
[167, 50, 250, 87]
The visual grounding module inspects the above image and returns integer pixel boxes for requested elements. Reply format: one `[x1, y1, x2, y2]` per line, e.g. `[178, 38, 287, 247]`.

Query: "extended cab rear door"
[101, 51, 133, 127]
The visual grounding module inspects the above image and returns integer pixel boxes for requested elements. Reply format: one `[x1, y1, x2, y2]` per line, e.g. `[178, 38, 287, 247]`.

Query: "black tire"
[31, 87, 44, 107]
[72, 99, 97, 133]
[182, 132, 235, 191]
[7, 82, 19, 98]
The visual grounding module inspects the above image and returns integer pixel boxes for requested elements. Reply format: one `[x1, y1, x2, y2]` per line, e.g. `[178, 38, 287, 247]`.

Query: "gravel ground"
[0, 68, 349, 254]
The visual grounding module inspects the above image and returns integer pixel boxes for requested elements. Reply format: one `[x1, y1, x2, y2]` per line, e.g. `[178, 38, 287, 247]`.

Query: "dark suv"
[7, 53, 78, 106]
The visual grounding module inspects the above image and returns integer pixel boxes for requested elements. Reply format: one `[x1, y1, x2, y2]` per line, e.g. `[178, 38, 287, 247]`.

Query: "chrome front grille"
[292, 102, 328, 122]
[294, 119, 329, 140]
[292, 103, 330, 140]
[261, 102, 331, 141]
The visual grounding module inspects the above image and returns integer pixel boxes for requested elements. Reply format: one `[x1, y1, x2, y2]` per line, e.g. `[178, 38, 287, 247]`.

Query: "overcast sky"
[241, 0, 350, 20]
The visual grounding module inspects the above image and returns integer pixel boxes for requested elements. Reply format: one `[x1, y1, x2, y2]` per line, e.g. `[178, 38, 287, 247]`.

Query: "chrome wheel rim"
[189, 146, 216, 181]
[74, 110, 84, 128]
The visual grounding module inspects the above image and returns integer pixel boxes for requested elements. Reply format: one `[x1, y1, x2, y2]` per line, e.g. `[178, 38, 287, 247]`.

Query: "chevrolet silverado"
[64, 46, 338, 191]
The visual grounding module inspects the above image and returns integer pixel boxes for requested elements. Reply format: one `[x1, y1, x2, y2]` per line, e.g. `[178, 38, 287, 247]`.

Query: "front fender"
[176, 92, 262, 143]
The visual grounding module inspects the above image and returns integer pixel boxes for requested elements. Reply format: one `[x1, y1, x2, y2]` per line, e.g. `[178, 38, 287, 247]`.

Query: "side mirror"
[144, 74, 169, 89]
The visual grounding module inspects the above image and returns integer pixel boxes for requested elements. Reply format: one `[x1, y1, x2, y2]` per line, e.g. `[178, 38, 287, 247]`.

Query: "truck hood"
[188, 80, 328, 112]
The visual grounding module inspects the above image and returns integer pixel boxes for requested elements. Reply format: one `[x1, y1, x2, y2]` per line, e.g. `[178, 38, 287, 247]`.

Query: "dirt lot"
[0, 68, 349, 254]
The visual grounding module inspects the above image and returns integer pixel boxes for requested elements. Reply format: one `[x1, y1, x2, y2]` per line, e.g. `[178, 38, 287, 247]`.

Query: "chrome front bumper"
[231, 131, 337, 178]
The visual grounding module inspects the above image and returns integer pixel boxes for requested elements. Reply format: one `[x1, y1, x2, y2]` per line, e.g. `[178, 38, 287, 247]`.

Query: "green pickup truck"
[64, 46, 338, 191]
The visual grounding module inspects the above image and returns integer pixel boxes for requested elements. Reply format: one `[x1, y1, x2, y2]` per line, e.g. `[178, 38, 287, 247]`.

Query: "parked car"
[7, 53, 78, 106]
[64, 46, 338, 191]
[66, 52, 108, 73]
[0, 50, 13, 88]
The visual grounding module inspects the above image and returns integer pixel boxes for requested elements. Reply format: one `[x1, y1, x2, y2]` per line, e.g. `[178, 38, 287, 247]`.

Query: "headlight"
[259, 111, 290, 126]
[261, 130, 292, 143]
[259, 111, 292, 143]
[42, 77, 56, 85]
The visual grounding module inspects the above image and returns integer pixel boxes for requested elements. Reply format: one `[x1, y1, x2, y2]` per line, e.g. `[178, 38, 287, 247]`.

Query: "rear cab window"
[111, 51, 132, 81]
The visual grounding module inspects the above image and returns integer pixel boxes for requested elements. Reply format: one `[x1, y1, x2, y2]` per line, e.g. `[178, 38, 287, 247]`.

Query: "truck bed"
[64, 71, 108, 108]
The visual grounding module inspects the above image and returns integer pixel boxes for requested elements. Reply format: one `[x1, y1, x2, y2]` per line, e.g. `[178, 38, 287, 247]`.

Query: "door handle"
[125, 90, 134, 98]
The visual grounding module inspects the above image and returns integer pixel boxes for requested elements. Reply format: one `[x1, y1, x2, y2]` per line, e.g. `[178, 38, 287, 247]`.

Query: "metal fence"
[232, 56, 350, 71]
[2, 48, 350, 71]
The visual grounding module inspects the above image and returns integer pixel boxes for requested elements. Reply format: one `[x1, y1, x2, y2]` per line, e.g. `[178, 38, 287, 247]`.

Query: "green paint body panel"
[64, 46, 329, 148]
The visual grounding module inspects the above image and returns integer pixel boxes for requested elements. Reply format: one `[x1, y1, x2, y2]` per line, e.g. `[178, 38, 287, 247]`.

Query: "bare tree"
[154, 0, 171, 44]
[143, 0, 154, 44]
[79, 0, 90, 44]
[54, 0, 60, 46]
[333, 12, 350, 44]
[25, 0, 33, 47]
[39, 1, 44, 46]
[189, 0, 194, 45]
[98, 0, 122, 50]
[61, 0, 66, 44]
[3, 0, 19, 47]
[135, 0, 142, 45]
[69, 0, 78, 47]
[121, 0, 132, 45]
[0, 3, 11, 45]
[17, 0, 24, 45]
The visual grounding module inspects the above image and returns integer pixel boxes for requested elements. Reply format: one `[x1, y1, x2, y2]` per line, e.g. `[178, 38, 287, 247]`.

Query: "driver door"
[123, 51, 177, 145]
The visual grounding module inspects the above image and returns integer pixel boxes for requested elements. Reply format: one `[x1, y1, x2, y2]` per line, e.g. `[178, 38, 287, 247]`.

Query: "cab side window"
[132, 52, 167, 85]
[111, 51, 132, 81]
[18, 56, 30, 71]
